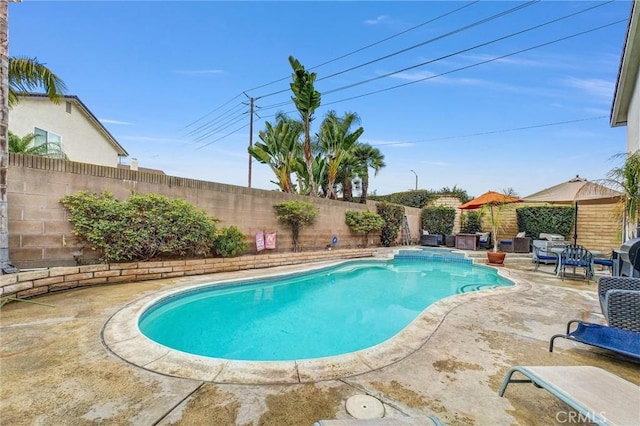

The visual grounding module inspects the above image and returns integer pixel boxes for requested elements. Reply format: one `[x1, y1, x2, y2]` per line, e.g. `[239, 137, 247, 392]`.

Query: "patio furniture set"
[501, 276, 640, 425]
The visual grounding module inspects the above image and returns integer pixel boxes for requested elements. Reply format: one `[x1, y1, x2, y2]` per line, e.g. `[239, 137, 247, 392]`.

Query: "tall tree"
[318, 111, 363, 200]
[353, 143, 385, 204]
[248, 116, 301, 193]
[288, 56, 320, 197]
[1, 2, 66, 273]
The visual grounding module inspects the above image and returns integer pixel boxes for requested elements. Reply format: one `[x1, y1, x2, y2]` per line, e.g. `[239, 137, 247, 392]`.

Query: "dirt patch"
[257, 384, 345, 426]
[370, 380, 428, 409]
[432, 358, 483, 373]
[170, 385, 243, 426]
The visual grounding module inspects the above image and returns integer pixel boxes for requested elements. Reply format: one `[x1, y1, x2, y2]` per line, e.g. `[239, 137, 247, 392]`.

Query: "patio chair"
[419, 230, 440, 247]
[559, 245, 593, 282]
[548, 320, 640, 360]
[597, 276, 640, 326]
[532, 245, 558, 272]
[476, 232, 491, 250]
[499, 366, 640, 426]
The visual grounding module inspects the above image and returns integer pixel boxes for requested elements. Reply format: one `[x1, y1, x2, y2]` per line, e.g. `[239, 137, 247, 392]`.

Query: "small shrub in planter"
[273, 200, 319, 252]
[345, 210, 384, 247]
[215, 226, 248, 257]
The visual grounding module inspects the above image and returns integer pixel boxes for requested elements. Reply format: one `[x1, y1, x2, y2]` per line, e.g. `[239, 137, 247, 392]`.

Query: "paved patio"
[1, 251, 638, 425]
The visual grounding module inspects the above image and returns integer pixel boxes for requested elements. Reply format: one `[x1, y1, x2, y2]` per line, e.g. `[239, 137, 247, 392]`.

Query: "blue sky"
[8, 1, 633, 198]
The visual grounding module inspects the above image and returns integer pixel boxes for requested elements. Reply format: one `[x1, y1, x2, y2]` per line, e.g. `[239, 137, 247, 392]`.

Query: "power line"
[183, 92, 244, 129]
[251, 4, 620, 117]
[186, 102, 247, 137]
[192, 113, 248, 143]
[253, 0, 541, 100]
[370, 116, 608, 147]
[195, 123, 250, 150]
[242, 1, 481, 94]
[323, 0, 613, 96]
[190, 4, 624, 147]
[321, 19, 627, 108]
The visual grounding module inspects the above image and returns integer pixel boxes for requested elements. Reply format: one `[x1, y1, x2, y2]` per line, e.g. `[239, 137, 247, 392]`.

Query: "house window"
[33, 127, 62, 152]
[65, 101, 72, 113]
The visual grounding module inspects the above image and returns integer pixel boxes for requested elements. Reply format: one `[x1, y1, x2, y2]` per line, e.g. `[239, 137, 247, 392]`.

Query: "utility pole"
[248, 96, 254, 188]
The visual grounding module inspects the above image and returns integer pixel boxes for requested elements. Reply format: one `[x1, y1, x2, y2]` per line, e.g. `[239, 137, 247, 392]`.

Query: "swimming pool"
[138, 259, 512, 361]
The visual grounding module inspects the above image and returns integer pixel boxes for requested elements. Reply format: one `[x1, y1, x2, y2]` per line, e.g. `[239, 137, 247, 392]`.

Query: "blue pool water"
[139, 260, 512, 361]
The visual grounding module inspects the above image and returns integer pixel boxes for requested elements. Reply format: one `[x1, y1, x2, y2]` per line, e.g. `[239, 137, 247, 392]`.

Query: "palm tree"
[248, 116, 301, 193]
[9, 56, 67, 107]
[599, 150, 640, 241]
[337, 153, 359, 202]
[9, 131, 68, 159]
[1, 1, 67, 273]
[353, 143, 385, 203]
[317, 111, 364, 200]
[288, 56, 321, 197]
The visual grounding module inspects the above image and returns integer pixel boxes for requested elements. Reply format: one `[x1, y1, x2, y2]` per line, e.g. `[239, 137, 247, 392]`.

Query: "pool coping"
[101, 255, 525, 385]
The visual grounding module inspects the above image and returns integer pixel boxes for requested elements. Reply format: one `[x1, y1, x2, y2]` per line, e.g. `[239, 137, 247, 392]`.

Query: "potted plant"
[459, 189, 521, 265]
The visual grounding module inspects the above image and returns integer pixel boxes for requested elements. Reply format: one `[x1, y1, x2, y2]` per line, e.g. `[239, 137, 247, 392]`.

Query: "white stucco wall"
[9, 97, 121, 167]
[628, 68, 640, 153]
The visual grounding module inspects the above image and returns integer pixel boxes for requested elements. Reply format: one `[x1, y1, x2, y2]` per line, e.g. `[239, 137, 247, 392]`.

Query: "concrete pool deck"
[1, 249, 638, 425]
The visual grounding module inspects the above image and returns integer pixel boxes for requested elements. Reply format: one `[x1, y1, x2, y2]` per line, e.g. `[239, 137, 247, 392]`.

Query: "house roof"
[610, 1, 639, 127]
[18, 93, 129, 156]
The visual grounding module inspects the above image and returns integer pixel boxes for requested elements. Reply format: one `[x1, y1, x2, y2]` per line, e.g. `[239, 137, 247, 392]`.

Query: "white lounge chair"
[499, 366, 640, 425]
[314, 417, 442, 426]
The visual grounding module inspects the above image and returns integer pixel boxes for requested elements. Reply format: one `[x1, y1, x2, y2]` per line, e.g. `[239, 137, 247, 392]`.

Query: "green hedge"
[516, 206, 575, 239]
[376, 202, 405, 247]
[421, 206, 456, 235]
[370, 187, 470, 208]
[461, 211, 484, 233]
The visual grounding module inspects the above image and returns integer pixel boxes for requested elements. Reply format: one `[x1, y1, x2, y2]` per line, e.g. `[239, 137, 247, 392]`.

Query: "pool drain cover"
[345, 394, 384, 419]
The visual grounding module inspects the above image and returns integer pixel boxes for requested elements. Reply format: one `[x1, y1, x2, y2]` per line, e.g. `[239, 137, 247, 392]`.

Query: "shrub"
[376, 201, 405, 247]
[60, 191, 218, 262]
[461, 211, 483, 233]
[516, 206, 575, 239]
[215, 226, 248, 257]
[273, 200, 319, 252]
[345, 210, 385, 247]
[421, 206, 456, 235]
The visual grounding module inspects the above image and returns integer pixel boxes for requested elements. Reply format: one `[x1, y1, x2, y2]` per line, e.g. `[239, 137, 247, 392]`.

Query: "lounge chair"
[499, 365, 640, 426]
[558, 245, 593, 282]
[549, 320, 640, 359]
[314, 416, 443, 426]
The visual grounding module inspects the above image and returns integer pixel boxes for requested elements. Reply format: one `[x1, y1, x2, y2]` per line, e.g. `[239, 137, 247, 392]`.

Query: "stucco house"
[9, 93, 128, 167]
[611, 1, 639, 153]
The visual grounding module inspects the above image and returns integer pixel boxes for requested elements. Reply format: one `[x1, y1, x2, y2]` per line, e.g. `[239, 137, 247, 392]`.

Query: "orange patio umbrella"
[459, 191, 521, 210]
[459, 191, 522, 251]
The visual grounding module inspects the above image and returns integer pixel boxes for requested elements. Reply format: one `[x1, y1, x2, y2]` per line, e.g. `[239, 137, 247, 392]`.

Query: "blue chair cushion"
[593, 258, 613, 267]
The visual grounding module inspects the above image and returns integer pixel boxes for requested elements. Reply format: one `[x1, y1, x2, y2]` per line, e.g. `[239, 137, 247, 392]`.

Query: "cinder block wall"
[7, 154, 422, 269]
[428, 196, 463, 234]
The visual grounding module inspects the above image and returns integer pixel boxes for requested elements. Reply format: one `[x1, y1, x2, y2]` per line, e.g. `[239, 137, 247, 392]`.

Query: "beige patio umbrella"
[523, 175, 622, 245]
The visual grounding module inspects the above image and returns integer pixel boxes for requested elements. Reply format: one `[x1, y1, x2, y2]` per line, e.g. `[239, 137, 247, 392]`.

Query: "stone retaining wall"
[0, 248, 376, 302]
